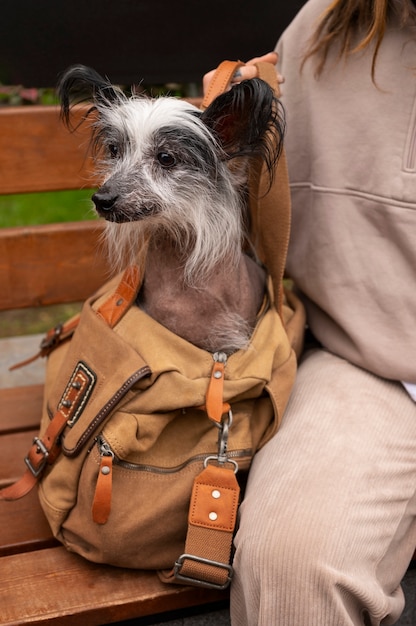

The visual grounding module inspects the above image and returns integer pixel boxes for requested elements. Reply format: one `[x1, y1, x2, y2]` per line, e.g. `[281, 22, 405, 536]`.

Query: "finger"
[231, 65, 258, 83]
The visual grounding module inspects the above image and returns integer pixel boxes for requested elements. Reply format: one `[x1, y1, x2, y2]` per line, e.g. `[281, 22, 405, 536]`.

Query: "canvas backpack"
[0, 61, 305, 589]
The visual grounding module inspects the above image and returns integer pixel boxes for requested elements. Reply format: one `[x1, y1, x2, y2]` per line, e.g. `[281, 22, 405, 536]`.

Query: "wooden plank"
[0, 105, 99, 194]
[0, 490, 57, 557]
[0, 384, 43, 434]
[0, 221, 111, 310]
[0, 429, 38, 486]
[0, 546, 229, 626]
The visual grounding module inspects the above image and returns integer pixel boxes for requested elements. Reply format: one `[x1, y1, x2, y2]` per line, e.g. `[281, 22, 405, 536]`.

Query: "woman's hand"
[202, 52, 283, 95]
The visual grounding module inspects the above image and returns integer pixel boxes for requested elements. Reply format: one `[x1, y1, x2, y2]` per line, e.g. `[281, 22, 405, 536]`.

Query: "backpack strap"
[160, 462, 240, 590]
[0, 360, 97, 500]
[200, 59, 290, 318]
[200, 60, 244, 110]
[249, 62, 291, 318]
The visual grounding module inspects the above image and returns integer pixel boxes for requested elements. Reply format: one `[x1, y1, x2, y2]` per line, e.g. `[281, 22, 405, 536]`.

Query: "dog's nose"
[92, 190, 119, 212]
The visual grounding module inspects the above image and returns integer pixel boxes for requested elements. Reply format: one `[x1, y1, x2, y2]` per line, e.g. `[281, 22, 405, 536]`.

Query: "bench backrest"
[0, 105, 108, 311]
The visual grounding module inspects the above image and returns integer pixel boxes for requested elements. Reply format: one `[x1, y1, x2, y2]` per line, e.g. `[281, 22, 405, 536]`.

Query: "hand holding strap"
[201, 60, 244, 110]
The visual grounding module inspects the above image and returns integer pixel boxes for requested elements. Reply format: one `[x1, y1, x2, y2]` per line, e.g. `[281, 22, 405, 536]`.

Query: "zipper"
[64, 365, 152, 457]
[96, 435, 252, 475]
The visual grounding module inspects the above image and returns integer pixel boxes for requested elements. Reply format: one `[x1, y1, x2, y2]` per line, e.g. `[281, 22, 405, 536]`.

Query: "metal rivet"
[71, 381, 81, 390]
[212, 490, 221, 499]
[116, 298, 124, 306]
[209, 512, 218, 521]
[101, 466, 111, 475]
[213, 371, 222, 379]
[62, 399, 72, 408]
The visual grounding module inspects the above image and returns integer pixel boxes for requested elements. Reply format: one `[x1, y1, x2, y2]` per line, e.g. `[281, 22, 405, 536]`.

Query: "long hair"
[303, 0, 416, 79]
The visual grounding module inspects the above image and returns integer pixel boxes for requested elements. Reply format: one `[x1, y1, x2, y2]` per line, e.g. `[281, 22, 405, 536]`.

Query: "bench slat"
[0, 490, 57, 557]
[0, 384, 43, 434]
[0, 546, 228, 626]
[0, 429, 39, 485]
[0, 221, 110, 310]
[0, 105, 98, 194]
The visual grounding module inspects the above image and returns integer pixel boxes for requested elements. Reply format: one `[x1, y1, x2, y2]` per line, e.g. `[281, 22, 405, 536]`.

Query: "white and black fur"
[58, 65, 285, 354]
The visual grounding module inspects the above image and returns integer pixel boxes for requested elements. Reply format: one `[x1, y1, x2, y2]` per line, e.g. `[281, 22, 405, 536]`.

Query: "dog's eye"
[108, 144, 119, 159]
[157, 152, 176, 168]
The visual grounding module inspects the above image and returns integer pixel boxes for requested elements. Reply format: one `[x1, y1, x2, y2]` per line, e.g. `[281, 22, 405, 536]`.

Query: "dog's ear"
[57, 64, 125, 129]
[200, 78, 285, 179]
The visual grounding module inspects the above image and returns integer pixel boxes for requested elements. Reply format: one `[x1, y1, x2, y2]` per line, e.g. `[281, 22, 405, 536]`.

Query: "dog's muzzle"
[92, 190, 119, 216]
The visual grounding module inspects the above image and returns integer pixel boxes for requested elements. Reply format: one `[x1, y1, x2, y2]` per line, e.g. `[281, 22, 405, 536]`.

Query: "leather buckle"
[24, 437, 49, 477]
[174, 553, 233, 590]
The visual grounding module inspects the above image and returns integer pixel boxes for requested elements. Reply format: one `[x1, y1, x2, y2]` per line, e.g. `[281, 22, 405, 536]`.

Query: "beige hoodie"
[276, 0, 416, 384]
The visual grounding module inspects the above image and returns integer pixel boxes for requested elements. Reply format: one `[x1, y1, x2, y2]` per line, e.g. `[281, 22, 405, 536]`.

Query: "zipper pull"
[92, 439, 114, 525]
[205, 352, 230, 424]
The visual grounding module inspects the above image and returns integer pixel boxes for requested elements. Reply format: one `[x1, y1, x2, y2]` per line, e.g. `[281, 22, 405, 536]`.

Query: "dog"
[58, 65, 285, 355]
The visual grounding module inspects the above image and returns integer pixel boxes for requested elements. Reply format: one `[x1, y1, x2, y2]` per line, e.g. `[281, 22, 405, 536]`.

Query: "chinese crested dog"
[58, 65, 285, 354]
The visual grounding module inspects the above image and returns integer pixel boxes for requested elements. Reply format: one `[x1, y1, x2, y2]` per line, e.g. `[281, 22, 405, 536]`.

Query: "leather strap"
[201, 60, 244, 110]
[96, 265, 141, 327]
[92, 454, 113, 524]
[248, 61, 289, 317]
[9, 315, 81, 371]
[0, 361, 96, 500]
[204, 360, 230, 424]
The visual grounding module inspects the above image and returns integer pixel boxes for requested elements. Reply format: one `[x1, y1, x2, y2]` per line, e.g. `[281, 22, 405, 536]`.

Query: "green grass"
[0, 189, 96, 227]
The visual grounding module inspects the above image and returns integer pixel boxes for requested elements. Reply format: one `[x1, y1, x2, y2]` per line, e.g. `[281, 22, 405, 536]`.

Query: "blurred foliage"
[0, 81, 200, 106]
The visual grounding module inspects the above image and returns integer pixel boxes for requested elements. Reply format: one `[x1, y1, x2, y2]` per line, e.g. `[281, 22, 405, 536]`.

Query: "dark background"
[0, 1, 306, 88]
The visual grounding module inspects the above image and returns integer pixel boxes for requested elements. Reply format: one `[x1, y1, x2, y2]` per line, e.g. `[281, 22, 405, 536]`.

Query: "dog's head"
[58, 65, 285, 276]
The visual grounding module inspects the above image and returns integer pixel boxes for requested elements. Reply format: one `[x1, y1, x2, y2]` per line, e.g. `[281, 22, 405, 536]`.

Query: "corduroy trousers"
[231, 349, 416, 625]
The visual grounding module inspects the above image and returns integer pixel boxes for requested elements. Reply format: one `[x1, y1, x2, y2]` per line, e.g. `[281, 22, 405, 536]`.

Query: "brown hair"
[303, 0, 416, 78]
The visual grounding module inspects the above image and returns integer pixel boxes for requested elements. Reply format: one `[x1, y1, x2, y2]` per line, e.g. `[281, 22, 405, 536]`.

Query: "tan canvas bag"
[0, 61, 305, 589]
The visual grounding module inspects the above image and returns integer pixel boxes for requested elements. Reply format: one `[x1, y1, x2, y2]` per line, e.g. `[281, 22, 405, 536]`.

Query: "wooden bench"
[0, 103, 230, 625]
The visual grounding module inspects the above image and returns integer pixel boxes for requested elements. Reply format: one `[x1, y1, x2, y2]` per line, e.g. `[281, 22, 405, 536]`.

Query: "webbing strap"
[159, 463, 240, 589]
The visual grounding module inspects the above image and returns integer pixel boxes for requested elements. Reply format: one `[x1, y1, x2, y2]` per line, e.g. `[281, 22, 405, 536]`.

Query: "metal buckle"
[203, 410, 238, 473]
[174, 554, 233, 590]
[24, 437, 49, 477]
[40, 323, 63, 351]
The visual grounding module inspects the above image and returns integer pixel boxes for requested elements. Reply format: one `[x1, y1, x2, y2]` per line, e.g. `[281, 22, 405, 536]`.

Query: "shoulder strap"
[200, 60, 244, 110]
[249, 61, 291, 317]
[200, 60, 290, 317]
